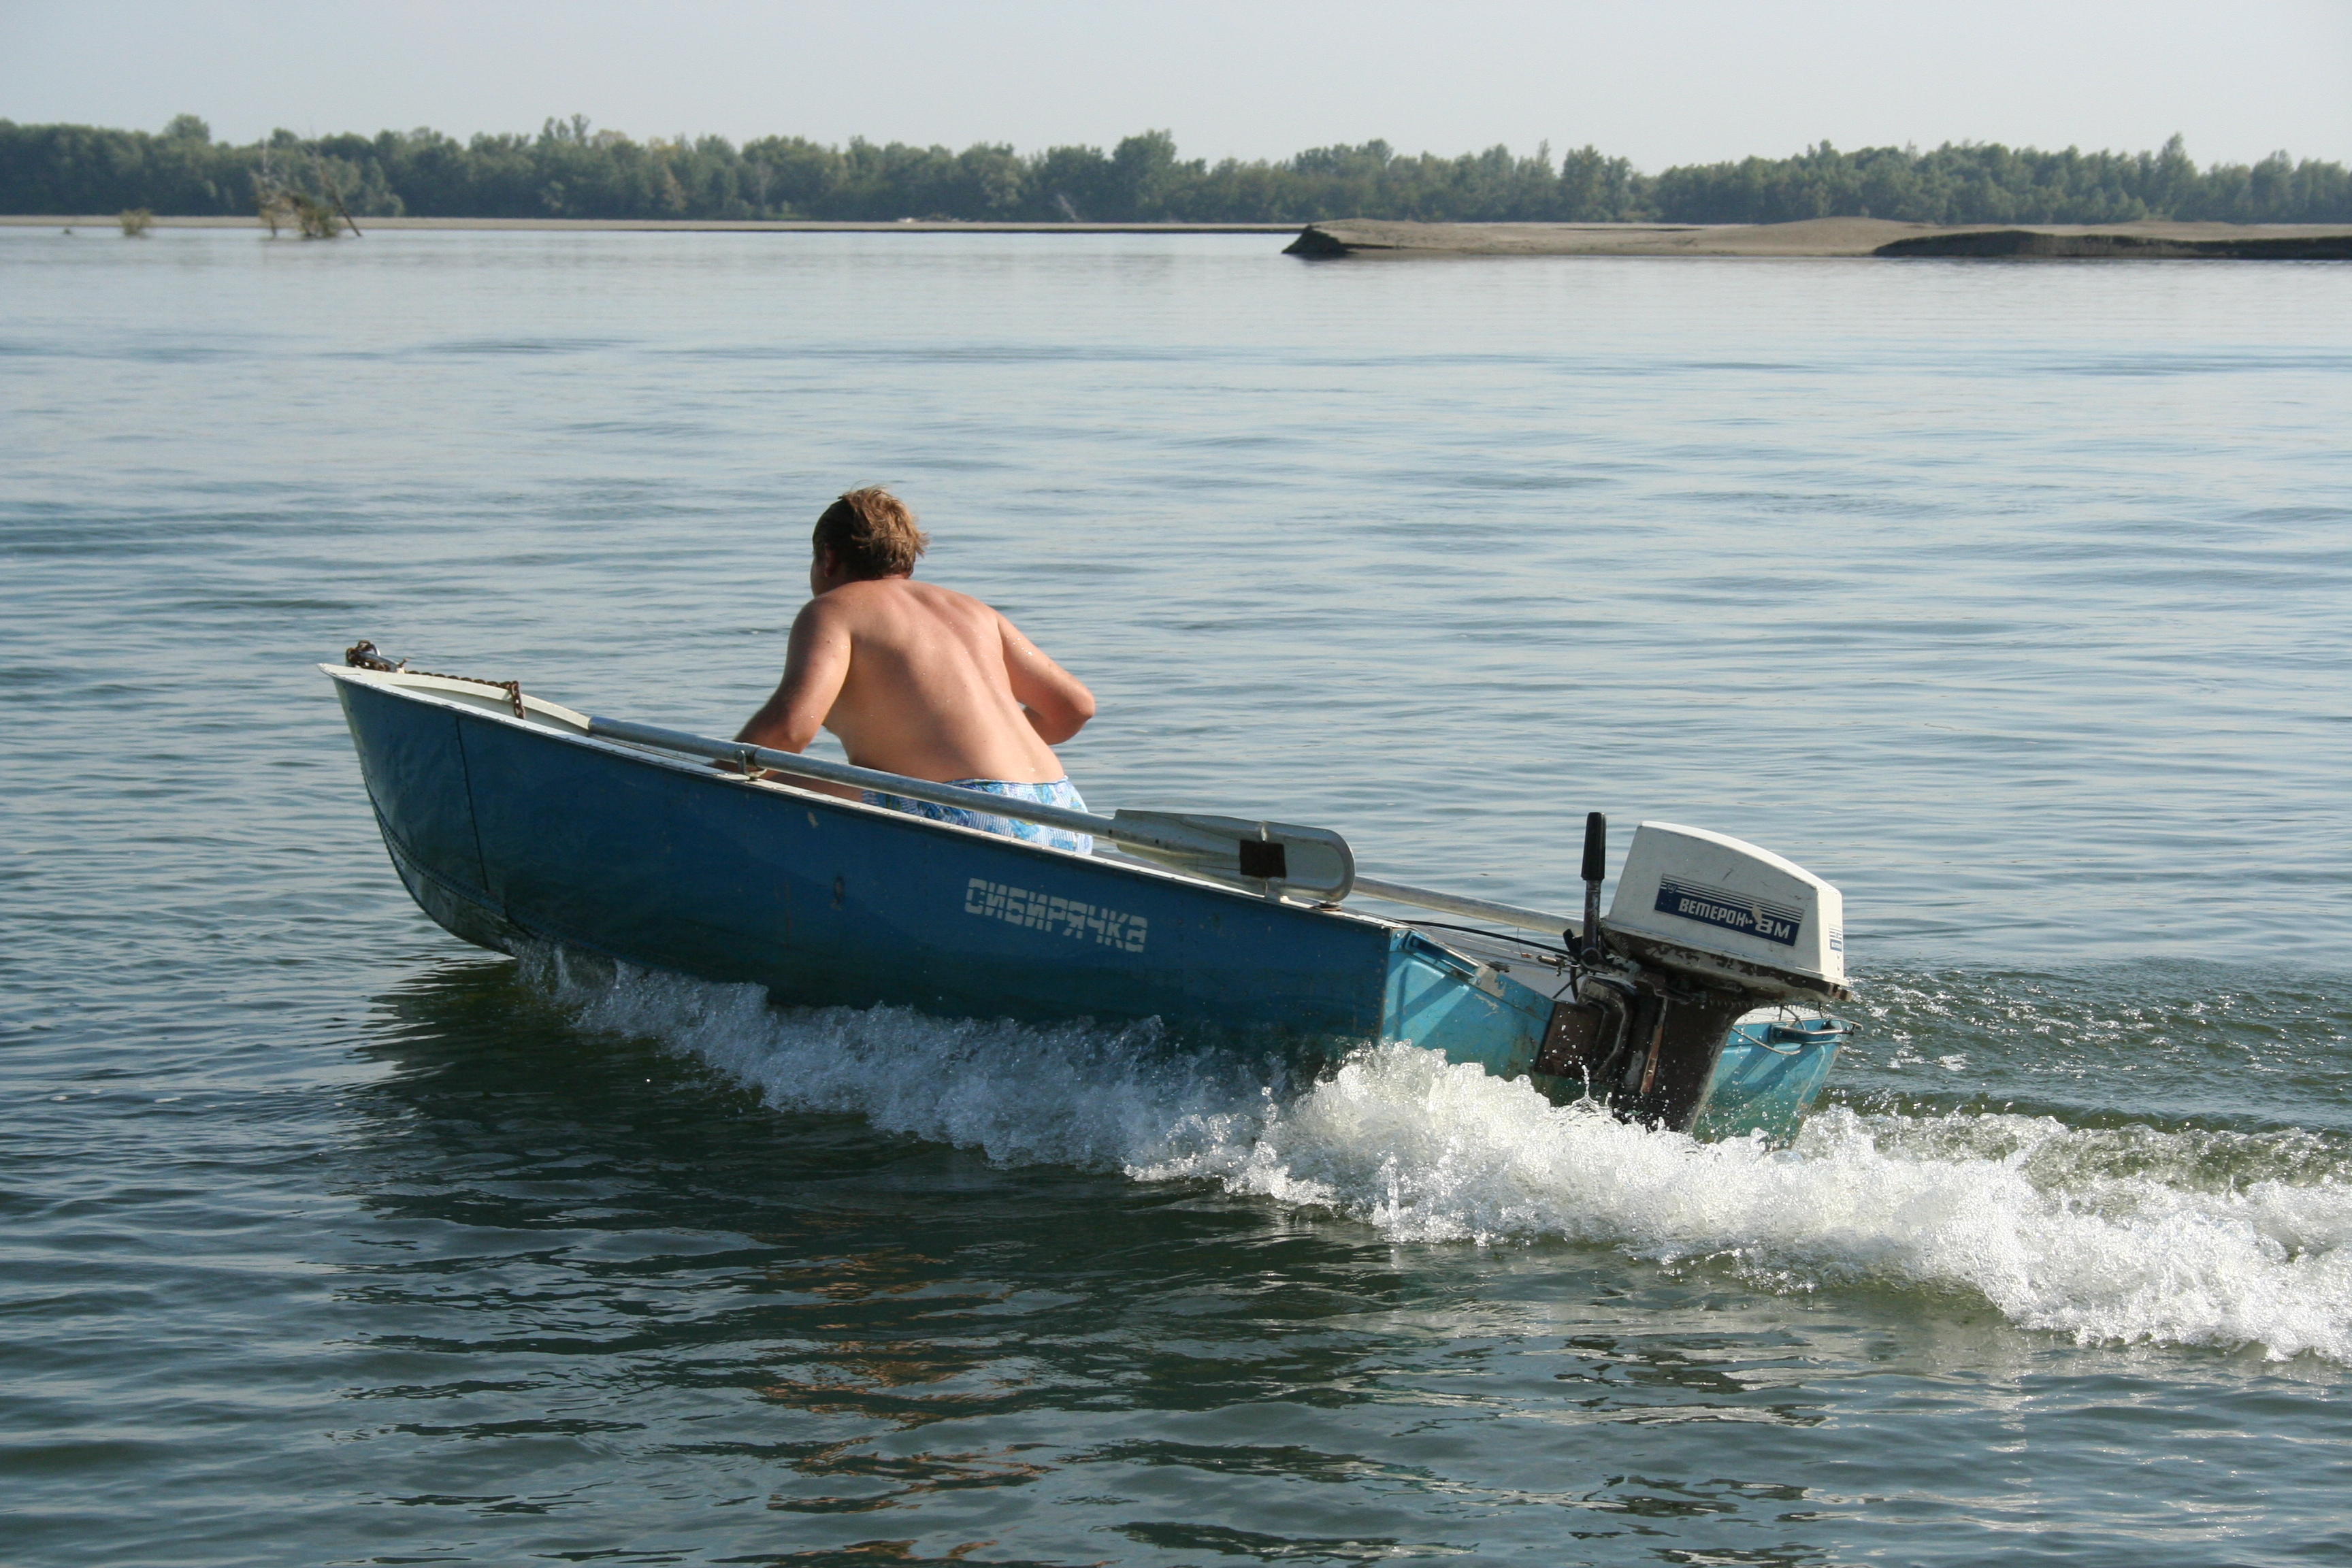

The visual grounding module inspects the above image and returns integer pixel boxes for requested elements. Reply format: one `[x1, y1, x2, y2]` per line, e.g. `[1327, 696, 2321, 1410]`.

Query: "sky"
[4, 0, 2349, 169]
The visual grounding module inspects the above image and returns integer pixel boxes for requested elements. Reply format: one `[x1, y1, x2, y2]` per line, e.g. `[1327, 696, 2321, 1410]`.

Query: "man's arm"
[737, 600, 852, 753]
[998, 612, 1095, 745]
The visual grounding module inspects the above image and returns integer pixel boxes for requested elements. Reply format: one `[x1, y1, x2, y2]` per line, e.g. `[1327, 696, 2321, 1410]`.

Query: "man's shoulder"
[887, 577, 1000, 622]
[914, 578, 997, 612]
[813, 576, 996, 625]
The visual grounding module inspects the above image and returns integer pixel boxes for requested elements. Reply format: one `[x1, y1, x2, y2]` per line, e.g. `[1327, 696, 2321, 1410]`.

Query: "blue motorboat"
[325, 649, 1853, 1140]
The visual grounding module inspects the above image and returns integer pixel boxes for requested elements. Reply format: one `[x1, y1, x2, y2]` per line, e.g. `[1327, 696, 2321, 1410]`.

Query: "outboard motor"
[1536, 821, 1850, 1130]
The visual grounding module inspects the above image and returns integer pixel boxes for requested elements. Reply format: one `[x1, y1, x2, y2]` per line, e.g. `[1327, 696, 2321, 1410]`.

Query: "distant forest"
[5, 115, 2349, 226]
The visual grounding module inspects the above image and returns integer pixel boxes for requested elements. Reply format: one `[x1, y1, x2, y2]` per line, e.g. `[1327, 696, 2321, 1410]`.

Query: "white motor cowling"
[1604, 822, 1847, 999]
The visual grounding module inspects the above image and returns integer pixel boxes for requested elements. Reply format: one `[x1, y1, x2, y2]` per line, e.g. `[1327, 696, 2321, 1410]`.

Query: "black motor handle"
[1579, 812, 1607, 963]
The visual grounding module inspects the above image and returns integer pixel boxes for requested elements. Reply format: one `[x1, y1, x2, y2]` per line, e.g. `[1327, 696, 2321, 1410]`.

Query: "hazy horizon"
[4, 0, 2348, 172]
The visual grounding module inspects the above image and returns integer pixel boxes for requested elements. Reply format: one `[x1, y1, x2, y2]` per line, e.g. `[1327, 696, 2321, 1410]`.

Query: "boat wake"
[534, 951, 2352, 1364]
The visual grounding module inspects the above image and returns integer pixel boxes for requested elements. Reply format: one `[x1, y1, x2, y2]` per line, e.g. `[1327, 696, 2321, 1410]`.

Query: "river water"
[4, 228, 2349, 1565]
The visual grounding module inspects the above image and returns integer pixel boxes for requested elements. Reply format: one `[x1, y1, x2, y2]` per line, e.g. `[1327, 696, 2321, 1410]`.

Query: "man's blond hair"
[813, 487, 929, 579]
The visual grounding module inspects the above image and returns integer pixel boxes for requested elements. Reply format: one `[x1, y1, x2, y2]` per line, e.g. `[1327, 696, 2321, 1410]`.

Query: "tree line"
[3, 114, 2346, 226]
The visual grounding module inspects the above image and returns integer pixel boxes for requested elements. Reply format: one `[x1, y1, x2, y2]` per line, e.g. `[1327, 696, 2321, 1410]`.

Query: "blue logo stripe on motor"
[1654, 877, 1801, 947]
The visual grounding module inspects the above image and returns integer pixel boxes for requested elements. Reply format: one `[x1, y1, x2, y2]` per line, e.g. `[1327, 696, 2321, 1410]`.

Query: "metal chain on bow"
[345, 640, 525, 720]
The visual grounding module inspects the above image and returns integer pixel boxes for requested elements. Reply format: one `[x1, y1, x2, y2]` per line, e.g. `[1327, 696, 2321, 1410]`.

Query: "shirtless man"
[734, 487, 1098, 851]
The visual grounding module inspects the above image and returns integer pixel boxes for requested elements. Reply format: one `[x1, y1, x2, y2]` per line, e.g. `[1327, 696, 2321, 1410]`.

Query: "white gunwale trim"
[318, 663, 1403, 930]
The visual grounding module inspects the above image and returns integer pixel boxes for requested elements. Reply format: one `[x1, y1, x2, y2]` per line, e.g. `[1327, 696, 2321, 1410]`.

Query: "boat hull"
[329, 667, 1833, 1137]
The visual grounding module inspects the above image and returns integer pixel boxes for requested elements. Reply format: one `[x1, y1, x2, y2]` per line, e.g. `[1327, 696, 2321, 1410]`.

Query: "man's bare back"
[734, 490, 1094, 791]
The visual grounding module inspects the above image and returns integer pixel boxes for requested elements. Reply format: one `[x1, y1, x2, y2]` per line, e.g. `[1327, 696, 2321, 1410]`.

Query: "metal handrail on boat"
[1346, 875, 1580, 938]
[583, 715, 1583, 939]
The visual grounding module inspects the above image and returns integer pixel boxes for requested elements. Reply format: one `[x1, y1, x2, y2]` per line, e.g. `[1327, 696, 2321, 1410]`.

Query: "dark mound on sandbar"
[1875, 229, 2352, 260]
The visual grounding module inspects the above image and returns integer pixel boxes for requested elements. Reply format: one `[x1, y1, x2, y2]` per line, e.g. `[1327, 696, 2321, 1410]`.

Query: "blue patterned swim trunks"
[861, 778, 1094, 854]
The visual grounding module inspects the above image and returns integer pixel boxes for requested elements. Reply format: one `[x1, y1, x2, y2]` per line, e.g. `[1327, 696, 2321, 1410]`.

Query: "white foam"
[538, 955, 2352, 1364]
[535, 951, 1285, 1173]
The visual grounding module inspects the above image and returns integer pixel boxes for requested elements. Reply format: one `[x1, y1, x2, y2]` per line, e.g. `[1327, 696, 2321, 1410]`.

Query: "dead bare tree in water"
[252, 144, 363, 239]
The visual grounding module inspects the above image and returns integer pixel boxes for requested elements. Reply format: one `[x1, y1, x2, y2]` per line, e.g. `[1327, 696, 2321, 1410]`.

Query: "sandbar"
[13, 213, 2347, 258]
[1285, 217, 2352, 259]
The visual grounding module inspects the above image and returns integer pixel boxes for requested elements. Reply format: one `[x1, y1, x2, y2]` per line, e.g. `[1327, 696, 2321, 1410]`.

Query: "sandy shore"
[15, 213, 2347, 257]
[1286, 217, 2352, 259]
